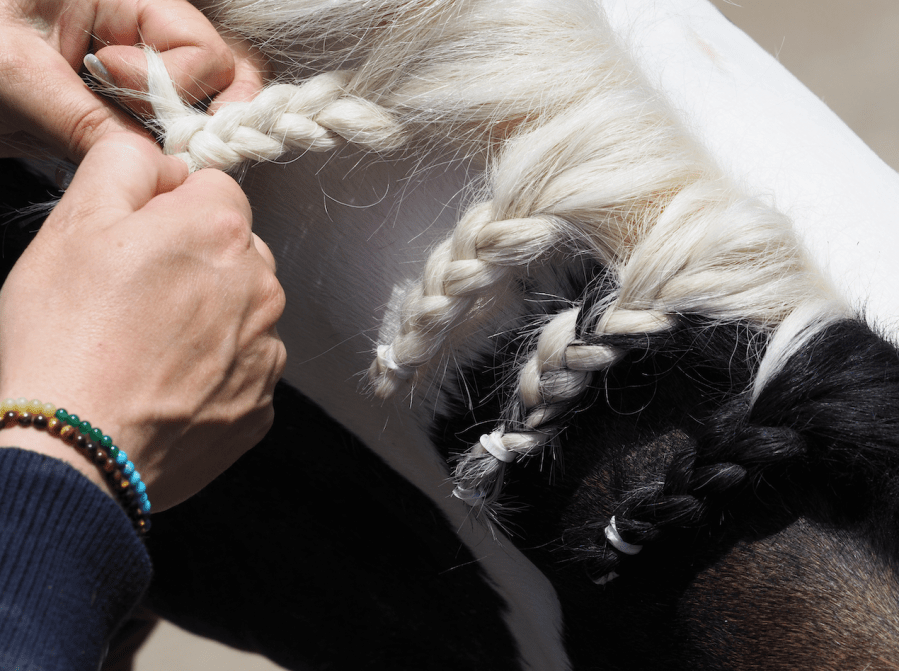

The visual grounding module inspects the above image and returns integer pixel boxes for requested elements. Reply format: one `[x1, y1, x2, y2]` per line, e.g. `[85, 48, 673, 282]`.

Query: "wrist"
[0, 398, 152, 533]
[0, 426, 116, 498]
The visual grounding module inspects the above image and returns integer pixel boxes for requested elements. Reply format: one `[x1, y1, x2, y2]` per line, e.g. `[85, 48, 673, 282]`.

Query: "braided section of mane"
[447, 177, 845, 512]
[577, 318, 899, 585]
[145, 53, 406, 173]
[139, 0, 863, 544]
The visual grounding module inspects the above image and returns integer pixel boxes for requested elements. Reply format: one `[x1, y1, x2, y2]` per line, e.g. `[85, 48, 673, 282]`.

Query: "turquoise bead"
[123, 461, 134, 476]
[100, 435, 113, 449]
[141, 499, 151, 513]
[115, 451, 127, 466]
[130, 471, 141, 486]
[135, 481, 146, 495]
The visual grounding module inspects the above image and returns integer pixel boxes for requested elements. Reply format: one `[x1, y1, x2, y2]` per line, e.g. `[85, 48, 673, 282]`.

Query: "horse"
[21, 0, 899, 668]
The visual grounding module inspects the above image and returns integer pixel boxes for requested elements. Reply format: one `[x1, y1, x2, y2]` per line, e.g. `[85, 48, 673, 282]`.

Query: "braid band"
[604, 517, 643, 555]
[376, 344, 415, 381]
[479, 431, 516, 463]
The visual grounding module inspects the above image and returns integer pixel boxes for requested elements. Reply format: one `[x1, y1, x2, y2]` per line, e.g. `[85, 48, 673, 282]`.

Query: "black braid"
[585, 318, 899, 583]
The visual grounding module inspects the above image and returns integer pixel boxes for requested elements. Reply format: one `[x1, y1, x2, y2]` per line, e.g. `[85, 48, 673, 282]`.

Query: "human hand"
[0, 0, 267, 162]
[0, 133, 286, 511]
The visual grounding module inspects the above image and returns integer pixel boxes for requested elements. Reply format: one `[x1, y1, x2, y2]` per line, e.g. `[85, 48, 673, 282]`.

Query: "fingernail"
[84, 54, 115, 87]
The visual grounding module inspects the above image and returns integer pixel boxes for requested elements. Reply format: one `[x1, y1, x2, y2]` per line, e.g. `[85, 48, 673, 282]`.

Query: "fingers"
[45, 133, 188, 232]
[207, 35, 270, 113]
[93, 0, 248, 110]
[0, 0, 261, 161]
[0, 37, 150, 161]
[175, 168, 254, 228]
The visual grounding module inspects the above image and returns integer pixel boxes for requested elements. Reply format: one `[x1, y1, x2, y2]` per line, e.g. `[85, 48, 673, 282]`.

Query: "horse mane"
[136, 0, 899, 598]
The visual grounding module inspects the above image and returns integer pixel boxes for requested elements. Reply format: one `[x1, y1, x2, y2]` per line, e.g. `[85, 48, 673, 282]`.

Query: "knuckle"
[264, 274, 287, 317]
[273, 341, 288, 378]
[208, 206, 252, 248]
[67, 107, 115, 160]
[180, 42, 235, 96]
[254, 404, 276, 441]
[209, 43, 236, 85]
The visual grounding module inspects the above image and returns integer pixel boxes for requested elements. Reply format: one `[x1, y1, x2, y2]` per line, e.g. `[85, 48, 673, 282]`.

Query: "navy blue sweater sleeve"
[0, 448, 152, 670]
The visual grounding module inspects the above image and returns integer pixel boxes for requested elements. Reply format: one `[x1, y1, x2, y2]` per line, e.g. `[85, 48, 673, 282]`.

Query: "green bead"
[100, 435, 113, 448]
[66, 414, 79, 427]
[108, 445, 119, 458]
[79, 420, 92, 435]
[89, 427, 103, 442]
[55, 408, 68, 421]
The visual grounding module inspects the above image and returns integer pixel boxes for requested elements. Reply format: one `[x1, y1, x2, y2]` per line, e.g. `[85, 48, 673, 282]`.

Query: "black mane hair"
[434, 289, 899, 668]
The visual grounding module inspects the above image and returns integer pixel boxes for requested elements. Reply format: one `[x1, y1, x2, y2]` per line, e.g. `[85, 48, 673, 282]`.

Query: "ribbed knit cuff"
[0, 448, 152, 671]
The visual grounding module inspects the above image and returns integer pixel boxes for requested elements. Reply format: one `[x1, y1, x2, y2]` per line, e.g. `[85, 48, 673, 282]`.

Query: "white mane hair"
[139, 0, 849, 514]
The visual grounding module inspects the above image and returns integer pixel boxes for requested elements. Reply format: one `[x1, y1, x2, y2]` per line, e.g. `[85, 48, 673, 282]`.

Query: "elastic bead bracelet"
[0, 398, 151, 534]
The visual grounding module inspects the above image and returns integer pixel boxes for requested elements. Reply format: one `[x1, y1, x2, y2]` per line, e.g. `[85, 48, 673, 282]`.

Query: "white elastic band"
[452, 486, 486, 506]
[377, 344, 415, 380]
[591, 571, 619, 586]
[479, 432, 515, 463]
[604, 516, 643, 555]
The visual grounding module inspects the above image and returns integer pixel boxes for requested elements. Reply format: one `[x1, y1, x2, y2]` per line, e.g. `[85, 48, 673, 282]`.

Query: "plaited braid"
[145, 52, 405, 173]
[449, 178, 840, 515]
[451, 302, 673, 508]
[585, 319, 899, 585]
[369, 87, 708, 396]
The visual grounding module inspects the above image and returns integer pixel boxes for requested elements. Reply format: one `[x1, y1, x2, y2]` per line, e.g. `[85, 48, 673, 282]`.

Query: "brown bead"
[3, 411, 17, 427]
[74, 433, 87, 450]
[136, 517, 150, 534]
[103, 458, 116, 473]
[47, 417, 62, 436]
[109, 470, 123, 483]
[16, 412, 32, 427]
[33, 414, 48, 430]
[92, 449, 107, 466]
[59, 424, 75, 442]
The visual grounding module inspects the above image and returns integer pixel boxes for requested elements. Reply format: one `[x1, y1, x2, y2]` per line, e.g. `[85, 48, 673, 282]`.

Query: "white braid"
[144, 51, 405, 173]
[452, 305, 673, 508]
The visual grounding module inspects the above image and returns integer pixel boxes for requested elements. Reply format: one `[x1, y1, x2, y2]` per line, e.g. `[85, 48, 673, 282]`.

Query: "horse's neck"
[680, 517, 899, 670]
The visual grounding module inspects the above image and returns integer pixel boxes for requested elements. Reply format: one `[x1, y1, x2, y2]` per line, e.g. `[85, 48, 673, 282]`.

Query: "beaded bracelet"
[0, 398, 151, 534]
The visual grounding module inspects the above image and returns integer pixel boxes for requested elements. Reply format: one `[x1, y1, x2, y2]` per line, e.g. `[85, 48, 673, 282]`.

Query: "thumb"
[46, 133, 189, 233]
